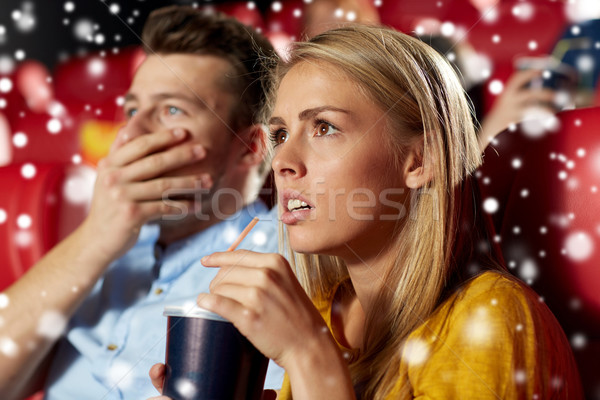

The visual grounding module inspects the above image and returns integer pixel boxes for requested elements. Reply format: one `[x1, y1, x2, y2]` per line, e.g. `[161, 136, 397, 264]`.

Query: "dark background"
[0, 0, 272, 71]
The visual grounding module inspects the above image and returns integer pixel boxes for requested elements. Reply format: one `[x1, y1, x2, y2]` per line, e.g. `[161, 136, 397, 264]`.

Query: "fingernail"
[193, 145, 205, 158]
[173, 128, 185, 138]
[201, 256, 208, 264]
[201, 174, 213, 188]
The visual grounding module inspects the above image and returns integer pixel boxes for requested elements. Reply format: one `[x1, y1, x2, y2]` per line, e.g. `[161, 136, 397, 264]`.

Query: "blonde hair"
[268, 25, 493, 398]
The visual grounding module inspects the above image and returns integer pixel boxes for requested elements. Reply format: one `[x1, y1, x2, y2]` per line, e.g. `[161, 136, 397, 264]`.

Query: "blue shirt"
[44, 202, 284, 399]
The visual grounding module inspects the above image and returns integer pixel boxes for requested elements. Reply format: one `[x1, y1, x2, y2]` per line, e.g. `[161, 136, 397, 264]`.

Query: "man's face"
[122, 53, 243, 212]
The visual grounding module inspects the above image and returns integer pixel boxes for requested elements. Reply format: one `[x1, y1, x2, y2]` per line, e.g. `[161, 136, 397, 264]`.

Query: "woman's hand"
[198, 250, 355, 399]
[149, 363, 166, 395]
[198, 250, 332, 368]
[147, 362, 277, 400]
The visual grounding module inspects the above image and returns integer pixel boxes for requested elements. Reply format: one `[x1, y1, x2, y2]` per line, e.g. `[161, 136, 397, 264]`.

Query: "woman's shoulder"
[398, 270, 583, 399]
[408, 270, 539, 348]
[457, 270, 530, 298]
[416, 270, 552, 347]
[448, 270, 537, 314]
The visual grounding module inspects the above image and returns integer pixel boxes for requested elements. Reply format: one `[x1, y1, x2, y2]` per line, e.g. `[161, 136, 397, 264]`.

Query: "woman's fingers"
[202, 250, 287, 270]
[197, 292, 250, 326]
[149, 363, 166, 393]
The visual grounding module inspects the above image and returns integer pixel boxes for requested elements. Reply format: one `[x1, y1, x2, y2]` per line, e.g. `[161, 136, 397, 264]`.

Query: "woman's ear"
[403, 135, 434, 189]
[238, 124, 267, 167]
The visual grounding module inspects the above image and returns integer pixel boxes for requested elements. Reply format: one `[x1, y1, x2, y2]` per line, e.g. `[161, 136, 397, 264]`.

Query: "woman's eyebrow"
[268, 116, 285, 126]
[298, 106, 351, 120]
[268, 106, 352, 126]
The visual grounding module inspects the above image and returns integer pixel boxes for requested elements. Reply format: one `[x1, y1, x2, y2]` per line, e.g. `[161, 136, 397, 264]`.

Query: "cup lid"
[163, 305, 230, 322]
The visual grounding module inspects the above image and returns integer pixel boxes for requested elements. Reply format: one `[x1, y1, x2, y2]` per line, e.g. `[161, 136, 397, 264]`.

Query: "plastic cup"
[162, 306, 269, 400]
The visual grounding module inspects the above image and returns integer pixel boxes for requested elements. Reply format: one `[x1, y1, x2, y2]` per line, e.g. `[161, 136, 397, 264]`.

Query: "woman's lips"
[279, 189, 315, 225]
[280, 206, 314, 224]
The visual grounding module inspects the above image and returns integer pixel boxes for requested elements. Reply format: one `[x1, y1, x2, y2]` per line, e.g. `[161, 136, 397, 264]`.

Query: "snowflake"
[47, 118, 62, 134]
[21, 163, 36, 179]
[174, 378, 198, 398]
[0, 337, 18, 357]
[514, 369, 527, 384]
[482, 197, 499, 214]
[252, 230, 267, 246]
[564, 231, 594, 262]
[464, 307, 493, 344]
[0, 78, 13, 93]
[519, 259, 538, 281]
[13, 132, 28, 148]
[37, 310, 67, 339]
[17, 214, 32, 229]
[402, 338, 430, 366]
[0, 293, 9, 308]
[108, 360, 134, 389]
[571, 332, 587, 349]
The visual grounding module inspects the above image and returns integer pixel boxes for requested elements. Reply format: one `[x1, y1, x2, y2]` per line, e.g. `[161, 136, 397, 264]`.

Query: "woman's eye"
[315, 121, 338, 137]
[270, 129, 288, 146]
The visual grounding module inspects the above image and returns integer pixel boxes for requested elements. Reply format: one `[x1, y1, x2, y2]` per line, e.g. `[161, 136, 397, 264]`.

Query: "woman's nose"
[272, 139, 307, 180]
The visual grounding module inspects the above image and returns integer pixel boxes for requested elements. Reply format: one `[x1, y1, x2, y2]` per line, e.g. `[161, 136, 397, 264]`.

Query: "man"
[0, 6, 283, 399]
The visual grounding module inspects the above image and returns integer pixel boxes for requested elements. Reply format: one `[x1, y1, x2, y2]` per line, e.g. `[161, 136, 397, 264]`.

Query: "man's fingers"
[108, 174, 213, 202]
[109, 128, 188, 167]
[118, 142, 206, 182]
[109, 125, 129, 154]
[125, 199, 195, 225]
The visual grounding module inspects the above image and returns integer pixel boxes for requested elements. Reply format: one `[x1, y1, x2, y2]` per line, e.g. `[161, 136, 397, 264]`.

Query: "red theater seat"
[0, 162, 93, 291]
[477, 107, 600, 398]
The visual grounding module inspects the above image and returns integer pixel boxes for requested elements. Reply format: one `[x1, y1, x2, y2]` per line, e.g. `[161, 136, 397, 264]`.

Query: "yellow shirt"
[278, 271, 582, 399]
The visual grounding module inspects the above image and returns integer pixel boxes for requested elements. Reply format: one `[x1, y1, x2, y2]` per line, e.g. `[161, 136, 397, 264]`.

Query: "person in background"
[302, 0, 380, 38]
[150, 25, 582, 399]
[420, 34, 561, 151]
[0, 6, 284, 399]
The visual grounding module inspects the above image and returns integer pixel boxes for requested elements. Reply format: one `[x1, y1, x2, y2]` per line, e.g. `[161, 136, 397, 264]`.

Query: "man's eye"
[167, 106, 183, 116]
[269, 129, 288, 146]
[125, 108, 137, 118]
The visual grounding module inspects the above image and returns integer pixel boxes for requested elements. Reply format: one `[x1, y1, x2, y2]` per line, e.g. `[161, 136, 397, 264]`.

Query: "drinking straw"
[226, 217, 259, 251]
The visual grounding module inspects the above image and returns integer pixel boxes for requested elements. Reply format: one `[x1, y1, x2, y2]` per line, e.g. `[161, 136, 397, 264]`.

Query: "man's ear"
[403, 135, 434, 189]
[238, 124, 267, 167]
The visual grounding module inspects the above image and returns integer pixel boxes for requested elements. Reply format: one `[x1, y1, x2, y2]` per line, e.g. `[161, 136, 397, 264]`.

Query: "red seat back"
[0, 163, 92, 291]
[478, 106, 600, 397]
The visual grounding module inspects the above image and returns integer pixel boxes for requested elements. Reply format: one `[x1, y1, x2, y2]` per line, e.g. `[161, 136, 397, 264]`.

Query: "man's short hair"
[141, 6, 276, 131]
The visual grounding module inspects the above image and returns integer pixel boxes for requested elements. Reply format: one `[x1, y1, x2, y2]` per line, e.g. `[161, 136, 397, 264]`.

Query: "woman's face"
[270, 61, 407, 260]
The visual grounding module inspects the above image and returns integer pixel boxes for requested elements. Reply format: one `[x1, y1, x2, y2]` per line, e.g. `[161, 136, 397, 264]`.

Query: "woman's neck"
[331, 243, 396, 351]
[342, 237, 397, 315]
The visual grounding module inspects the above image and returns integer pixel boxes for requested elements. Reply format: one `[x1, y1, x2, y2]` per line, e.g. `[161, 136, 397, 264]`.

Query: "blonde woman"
[150, 25, 582, 399]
